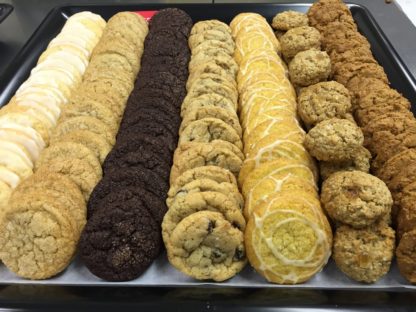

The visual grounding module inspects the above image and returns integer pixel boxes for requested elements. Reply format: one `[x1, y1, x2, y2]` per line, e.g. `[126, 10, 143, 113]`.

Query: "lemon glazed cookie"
[167, 211, 246, 281]
[304, 118, 364, 162]
[321, 171, 392, 228]
[245, 191, 332, 284]
[333, 224, 395, 283]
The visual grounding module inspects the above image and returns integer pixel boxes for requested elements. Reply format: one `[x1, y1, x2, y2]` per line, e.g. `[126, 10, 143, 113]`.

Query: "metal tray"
[0, 3, 415, 290]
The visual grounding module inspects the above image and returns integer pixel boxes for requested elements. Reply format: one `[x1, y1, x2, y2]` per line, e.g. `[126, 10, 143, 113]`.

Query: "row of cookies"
[80, 8, 192, 282]
[308, 0, 416, 284]
[162, 19, 247, 282]
[0, 12, 147, 280]
[278, 6, 396, 283]
[0, 12, 105, 215]
[230, 12, 332, 284]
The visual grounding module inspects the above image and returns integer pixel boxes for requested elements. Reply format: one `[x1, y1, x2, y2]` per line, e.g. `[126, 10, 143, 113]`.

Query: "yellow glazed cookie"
[245, 191, 332, 284]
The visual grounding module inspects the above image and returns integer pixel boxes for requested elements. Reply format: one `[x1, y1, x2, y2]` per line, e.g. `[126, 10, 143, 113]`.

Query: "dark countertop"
[0, 1, 415, 311]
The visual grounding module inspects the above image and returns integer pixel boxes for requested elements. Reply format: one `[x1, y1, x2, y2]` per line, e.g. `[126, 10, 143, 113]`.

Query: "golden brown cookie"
[52, 116, 115, 145]
[180, 106, 241, 138]
[166, 210, 246, 281]
[179, 118, 243, 151]
[333, 224, 395, 283]
[0, 192, 77, 279]
[170, 141, 243, 184]
[181, 93, 237, 117]
[396, 229, 416, 284]
[50, 130, 111, 164]
[271, 11, 309, 31]
[397, 182, 416, 239]
[280, 26, 321, 60]
[321, 171, 392, 228]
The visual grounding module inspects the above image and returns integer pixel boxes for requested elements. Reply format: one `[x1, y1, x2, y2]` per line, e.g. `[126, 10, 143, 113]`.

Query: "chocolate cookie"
[87, 167, 168, 212]
[87, 187, 167, 225]
[80, 198, 161, 281]
[149, 8, 193, 38]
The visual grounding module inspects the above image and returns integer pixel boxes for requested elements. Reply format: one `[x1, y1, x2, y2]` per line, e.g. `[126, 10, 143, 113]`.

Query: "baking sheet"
[0, 254, 415, 290]
[0, 3, 415, 290]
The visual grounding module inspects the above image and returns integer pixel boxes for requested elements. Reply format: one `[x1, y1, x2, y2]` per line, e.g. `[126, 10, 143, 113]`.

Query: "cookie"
[87, 167, 168, 212]
[179, 118, 243, 151]
[189, 55, 238, 79]
[190, 20, 231, 36]
[241, 159, 318, 212]
[378, 148, 416, 185]
[36, 157, 100, 201]
[307, 0, 355, 32]
[245, 191, 332, 284]
[305, 118, 364, 162]
[171, 166, 237, 191]
[0, 148, 33, 180]
[0, 180, 11, 215]
[0, 192, 77, 279]
[191, 39, 234, 57]
[162, 191, 246, 244]
[288, 49, 331, 87]
[181, 93, 236, 117]
[280, 26, 321, 60]
[333, 224, 395, 283]
[189, 29, 234, 51]
[13, 170, 85, 233]
[180, 106, 241, 139]
[396, 229, 416, 284]
[272, 11, 309, 31]
[170, 141, 243, 184]
[0, 165, 20, 189]
[321, 171, 392, 228]
[36, 141, 101, 177]
[333, 62, 388, 88]
[397, 182, 416, 239]
[187, 63, 236, 92]
[53, 116, 115, 145]
[297, 81, 352, 127]
[346, 77, 388, 106]
[167, 178, 243, 211]
[79, 197, 161, 281]
[60, 99, 118, 134]
[167, 210, 246, 281]
[103, 145, 170, 181]
[321, 22, 370, 54]
[50, 130, 111, 164]
[319, 146, 371, 180]
[149, 8, 192, 38]
[0, 128, 42, 162]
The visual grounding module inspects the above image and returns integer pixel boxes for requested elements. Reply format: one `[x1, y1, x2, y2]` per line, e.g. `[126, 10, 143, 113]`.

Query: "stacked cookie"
[230, 13, 332, 284]
[0, 12, 105, 213]
[80, 8, 192, 282]
[0, 12, 147, 280]
[308, 0, 416, 283]
[162, 20, 247, 282]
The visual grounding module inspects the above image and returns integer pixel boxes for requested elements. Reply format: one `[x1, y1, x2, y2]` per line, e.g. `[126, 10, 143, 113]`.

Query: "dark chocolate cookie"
[87, 187, 167, 224]
[103, 144, 171, 181]
[149, 8, 193, 37]
[88, 167, 169, 212]
[80, 198, 161, 281]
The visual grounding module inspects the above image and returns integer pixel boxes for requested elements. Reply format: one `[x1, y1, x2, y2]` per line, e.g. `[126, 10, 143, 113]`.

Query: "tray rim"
[0, 2, 415, 290]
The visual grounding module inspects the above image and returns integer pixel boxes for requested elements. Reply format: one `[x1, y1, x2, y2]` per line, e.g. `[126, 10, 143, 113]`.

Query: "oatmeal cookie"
[297, 81, 352, 127]
[289, 49, 331, 86]
[305, 118, 364, 161]
[333, 224, 395, 283]
[271, 11, 309, 31]
[321, 171, 392, 228]
[167, 211, 246, 281]
[307, 0, 355, 32]
[319, 146, 371, 180]
[280, 26, 321, 60]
